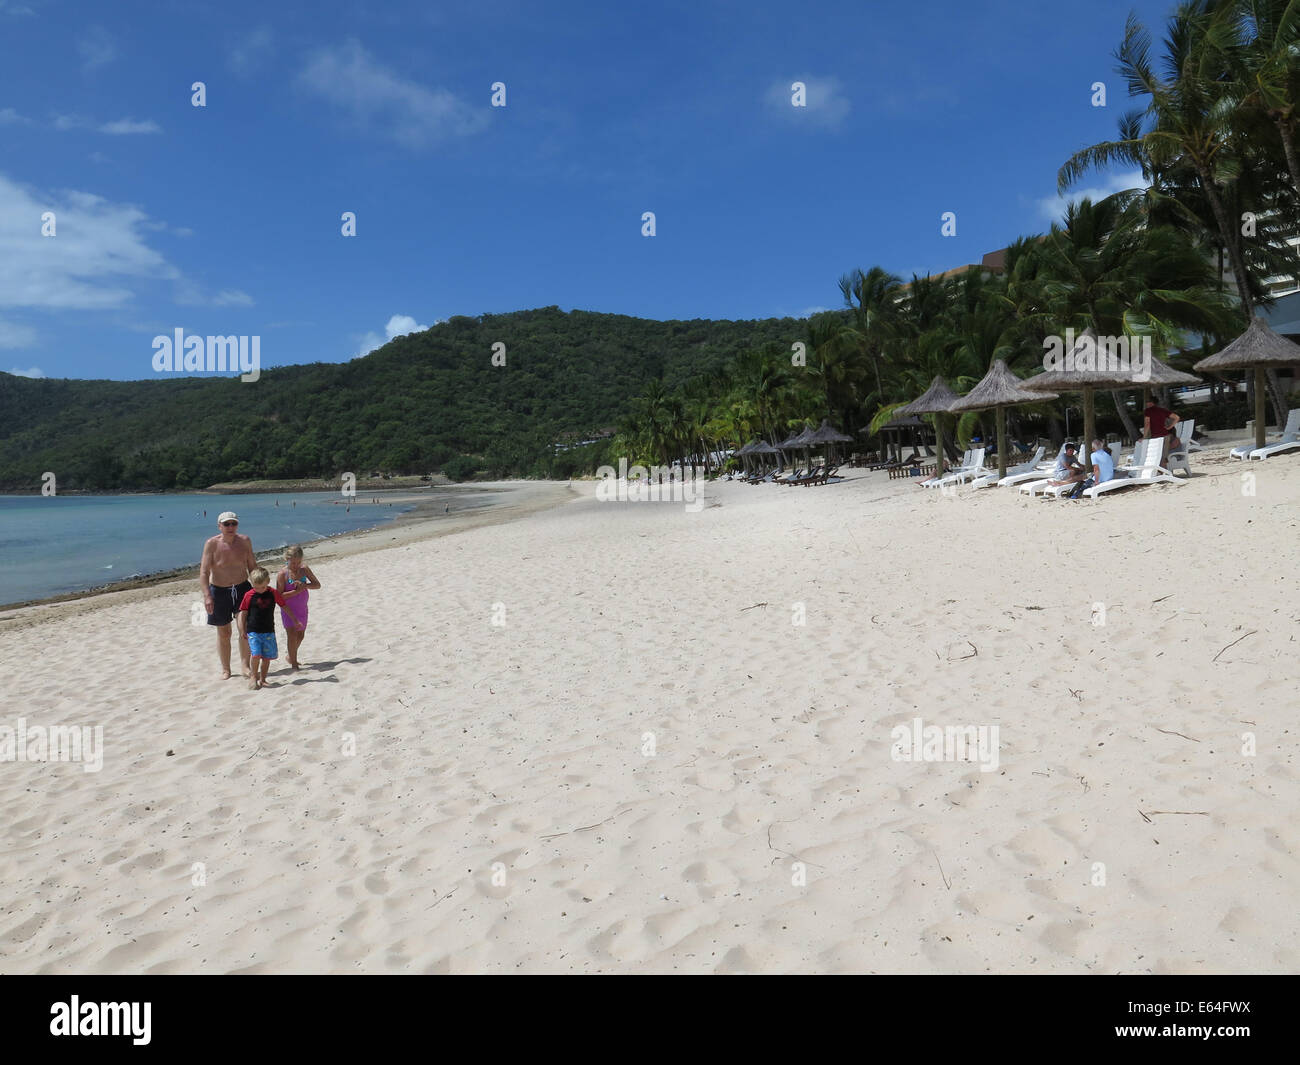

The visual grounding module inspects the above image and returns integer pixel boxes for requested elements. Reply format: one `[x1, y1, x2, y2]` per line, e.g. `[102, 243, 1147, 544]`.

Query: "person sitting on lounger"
[1046, 442, 1085, 491]
[1068, 438, 1115, 499]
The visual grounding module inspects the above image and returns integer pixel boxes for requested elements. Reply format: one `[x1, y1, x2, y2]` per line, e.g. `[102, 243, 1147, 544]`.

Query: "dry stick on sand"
[1154, 727, 1200, 742]
[766, 822, 822, 867]
[1212, 630, 1257, 663]
[933, 851, 952, 890]
[1146, 810, 1211, 816]
[739, 602, 769, 612]
[539, 806, 634, 841]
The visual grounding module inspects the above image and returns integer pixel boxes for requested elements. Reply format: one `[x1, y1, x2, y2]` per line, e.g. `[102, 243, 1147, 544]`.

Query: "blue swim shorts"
[247, 631, 278, 659]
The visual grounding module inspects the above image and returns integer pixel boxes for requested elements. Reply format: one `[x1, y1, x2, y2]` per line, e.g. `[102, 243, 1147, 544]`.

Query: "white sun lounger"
[922, 448, 985, 488]
[1232, 409, 1299, 459]
[919, 449, 972, 487]
[970, 446, 1047, 488]
[1232, 409, 1300, 460]
[1083, 438, 1184, 499]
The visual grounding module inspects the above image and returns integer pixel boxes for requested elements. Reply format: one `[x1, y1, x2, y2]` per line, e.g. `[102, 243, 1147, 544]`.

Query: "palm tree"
[1059, 5, 1257, 317]
[1230, 0, 1300, 201]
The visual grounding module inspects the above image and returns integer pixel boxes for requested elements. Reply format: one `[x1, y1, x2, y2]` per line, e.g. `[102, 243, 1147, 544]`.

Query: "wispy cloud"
[52, 114, 162, 135]
[354, 313, 432, 357]
[77, 27, 116, 73]
[298, 40, 485, 148]
[0, 107, 30, 125]
[175, 283, 254, 308]
[230, 26, 274, 76]
[1036, 170, 1148, 223]
[0, 1, 37, 16]
[99, 118, 161, 135]
[0, 172, 179, 311]
[6, 366, 44, 377]
[763, 76, 851, 129]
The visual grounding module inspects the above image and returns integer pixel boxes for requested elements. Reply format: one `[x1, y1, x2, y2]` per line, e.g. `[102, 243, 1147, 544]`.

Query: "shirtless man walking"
[199, 511, 258, 679]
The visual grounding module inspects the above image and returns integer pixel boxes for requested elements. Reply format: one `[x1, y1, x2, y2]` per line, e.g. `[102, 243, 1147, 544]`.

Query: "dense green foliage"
[0, 308, 802, 490]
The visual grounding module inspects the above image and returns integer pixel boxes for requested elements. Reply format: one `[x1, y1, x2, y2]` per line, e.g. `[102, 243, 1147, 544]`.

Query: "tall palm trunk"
[1190, 159, 1288, 429]
[1274, 116, 1300, 205]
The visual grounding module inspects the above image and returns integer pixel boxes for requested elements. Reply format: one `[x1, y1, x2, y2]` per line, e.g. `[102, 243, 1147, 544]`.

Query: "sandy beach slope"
[0, 450, 1296, 973]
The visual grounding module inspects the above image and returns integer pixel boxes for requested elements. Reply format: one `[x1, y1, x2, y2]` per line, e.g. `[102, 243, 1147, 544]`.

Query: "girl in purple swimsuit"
[276, 545, 321, 669]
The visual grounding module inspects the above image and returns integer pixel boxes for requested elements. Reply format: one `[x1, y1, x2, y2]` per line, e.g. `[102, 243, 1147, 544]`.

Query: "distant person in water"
[238, 567, 288, 690]
[199, 512, 257, 679]
[276, 545, 320, 669]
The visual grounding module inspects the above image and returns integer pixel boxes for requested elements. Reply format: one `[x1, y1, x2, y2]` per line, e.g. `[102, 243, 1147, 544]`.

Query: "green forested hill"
[0, 307, 803, 489]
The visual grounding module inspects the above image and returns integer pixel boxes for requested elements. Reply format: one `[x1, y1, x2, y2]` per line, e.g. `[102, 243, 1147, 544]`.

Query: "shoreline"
[0, 480, 577, 630]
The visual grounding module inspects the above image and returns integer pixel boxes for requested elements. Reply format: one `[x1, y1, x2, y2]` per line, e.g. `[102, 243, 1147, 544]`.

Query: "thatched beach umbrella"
[897, 376, 960, 477]
[776, 429, 806, 471]
[948, 360, 1058, 480]
[733, 439, 756, 476]
[805, 419, 853, 468]
[750, 439, 780, 475]
[1021, 328, 1199, 451]
[1194, 316, 1300, 451]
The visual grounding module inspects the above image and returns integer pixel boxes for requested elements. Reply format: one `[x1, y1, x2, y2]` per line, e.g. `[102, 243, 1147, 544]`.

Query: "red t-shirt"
[1144, 405, 1175, 438]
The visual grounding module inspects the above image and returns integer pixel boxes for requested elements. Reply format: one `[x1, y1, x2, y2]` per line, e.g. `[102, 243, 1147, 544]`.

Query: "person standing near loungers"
[199, 511, 257, 679]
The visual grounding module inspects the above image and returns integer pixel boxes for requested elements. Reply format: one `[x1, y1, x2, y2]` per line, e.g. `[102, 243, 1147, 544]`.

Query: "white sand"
[0, 447, 1296, 973]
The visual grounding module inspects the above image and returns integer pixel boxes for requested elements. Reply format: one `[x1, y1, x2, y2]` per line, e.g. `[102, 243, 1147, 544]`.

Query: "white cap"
[218, 511, 239, 523]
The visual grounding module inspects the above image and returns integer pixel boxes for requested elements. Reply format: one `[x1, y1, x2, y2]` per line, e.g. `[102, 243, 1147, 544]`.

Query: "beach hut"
[1021, 328, 1199, 450]
[861, 415, 922, 465]
[1193, 316, 1300, 451]
[947, 360, 1058, 480]
[896, 376, 960, 478]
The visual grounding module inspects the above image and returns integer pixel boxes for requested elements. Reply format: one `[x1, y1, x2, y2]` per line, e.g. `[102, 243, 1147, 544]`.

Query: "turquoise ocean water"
[0, 490, 426, 606]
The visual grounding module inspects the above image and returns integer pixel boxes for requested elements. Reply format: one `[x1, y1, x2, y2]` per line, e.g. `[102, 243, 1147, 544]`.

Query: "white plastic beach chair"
[1167, 421, 1193, 477]
[970, 446, 1046, 488]
[1176, 419, 1203, 454]
[1231, 409, 1300, 460]
[1082, 438, 1184, 500]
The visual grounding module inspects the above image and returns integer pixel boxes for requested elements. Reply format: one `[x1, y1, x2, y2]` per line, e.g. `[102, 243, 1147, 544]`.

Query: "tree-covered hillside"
[0, 307, 804, 490]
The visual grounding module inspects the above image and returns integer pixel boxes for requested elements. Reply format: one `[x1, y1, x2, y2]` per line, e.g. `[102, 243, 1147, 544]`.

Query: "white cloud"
[0, 173, 179, 310]
[0, 107, 30, 125]
[0, 318, 37, 348]
[800, 305, 830, 317]
[99, 118, 161, 135]
[1037, 170, 1149, 223]
[230, 27, 274, 76]
[0, 2, 36, 16]
[298, 40, 485, 147]
[52, 114, 161, 134]
[174, 283, 254, 307]
[354, 313, 433, 357]
[764, 77, 850, 129]
[7, 366, 43, 377]
[77, 27, 116, 73]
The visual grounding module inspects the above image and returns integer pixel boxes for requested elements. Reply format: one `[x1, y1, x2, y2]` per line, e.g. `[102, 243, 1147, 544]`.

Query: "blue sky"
[0, 0, 1172, 381]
